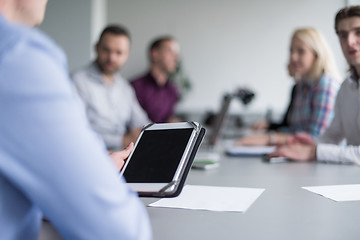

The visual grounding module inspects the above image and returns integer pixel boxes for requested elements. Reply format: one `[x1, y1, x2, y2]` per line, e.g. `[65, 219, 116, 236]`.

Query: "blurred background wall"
[41, 0, 354, 117]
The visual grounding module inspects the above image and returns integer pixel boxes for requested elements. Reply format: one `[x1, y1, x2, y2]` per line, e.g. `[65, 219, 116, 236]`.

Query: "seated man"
[270, 5, 360, 164]
[131, 36, 181, 123]
[72, 25, 150, 150]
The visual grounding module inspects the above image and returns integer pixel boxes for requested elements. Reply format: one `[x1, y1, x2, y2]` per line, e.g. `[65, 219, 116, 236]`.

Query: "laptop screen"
[208, 94, 231, 146]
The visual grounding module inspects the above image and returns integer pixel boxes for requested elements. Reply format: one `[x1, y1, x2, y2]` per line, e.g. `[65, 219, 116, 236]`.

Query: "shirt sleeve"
[317, 144, 360, 165]
[0, 37, 151, 239]
[309, 76, 339, 137]
[129, 86, 151, 129]
[100, 133, 123, 150]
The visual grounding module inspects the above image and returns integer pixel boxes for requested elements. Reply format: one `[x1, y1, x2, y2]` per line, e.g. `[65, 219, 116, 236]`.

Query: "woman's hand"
[236, 132, 291, 146]
[236, 134, 270, 146]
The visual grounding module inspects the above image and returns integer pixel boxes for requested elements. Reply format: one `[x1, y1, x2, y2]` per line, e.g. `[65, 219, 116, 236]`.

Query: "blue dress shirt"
[0, 14, 151, 240]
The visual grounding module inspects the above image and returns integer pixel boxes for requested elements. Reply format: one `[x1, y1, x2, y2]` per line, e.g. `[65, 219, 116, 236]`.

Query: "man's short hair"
[98, 24, 131, 43]
[149, 36, 174, 51]
[148, 36, 175, 61]
[335, 5, 360, 33]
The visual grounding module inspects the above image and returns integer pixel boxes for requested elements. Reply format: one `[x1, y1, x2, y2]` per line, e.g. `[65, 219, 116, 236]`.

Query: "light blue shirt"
[0, 15, 151, 240]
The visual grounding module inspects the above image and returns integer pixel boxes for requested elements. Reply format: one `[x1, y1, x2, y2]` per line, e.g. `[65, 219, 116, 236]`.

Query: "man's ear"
[151, 49, 159, 63]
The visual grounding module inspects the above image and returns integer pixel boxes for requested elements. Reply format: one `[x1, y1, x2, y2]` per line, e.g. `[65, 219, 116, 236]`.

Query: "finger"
[122, 142, 134, 158]
[124, 142, 134, 152]
[287, 136, 297, 144]
[117, 160, 125, 171]
[276, 145, 306, 160]
[267, 149, 283, 158]
[267, 152, 279, 158]
[295, 132, 310, 138]
[114, 142, 134, 160]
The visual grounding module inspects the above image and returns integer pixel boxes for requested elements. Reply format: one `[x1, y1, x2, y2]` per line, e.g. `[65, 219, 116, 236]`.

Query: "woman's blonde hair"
[292, 28, 341, 82]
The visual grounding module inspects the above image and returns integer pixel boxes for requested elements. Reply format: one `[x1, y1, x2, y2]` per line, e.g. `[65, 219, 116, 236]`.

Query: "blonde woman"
[238, 28, 341, 146]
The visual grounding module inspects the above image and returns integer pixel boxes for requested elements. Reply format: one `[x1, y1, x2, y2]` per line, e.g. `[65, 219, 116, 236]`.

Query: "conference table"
[40, 151, 360, 240]
[142, 154, 360, 240]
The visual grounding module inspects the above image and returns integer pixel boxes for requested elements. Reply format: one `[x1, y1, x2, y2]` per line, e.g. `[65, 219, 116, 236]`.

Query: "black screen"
[123, 128, 193, 183]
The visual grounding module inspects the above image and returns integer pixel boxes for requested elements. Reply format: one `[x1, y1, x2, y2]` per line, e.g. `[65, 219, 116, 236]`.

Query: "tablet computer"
[120, 122, 205, 198]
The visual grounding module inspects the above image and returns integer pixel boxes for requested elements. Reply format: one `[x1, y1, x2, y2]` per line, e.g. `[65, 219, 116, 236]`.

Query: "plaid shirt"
[288, 74, 340, 137]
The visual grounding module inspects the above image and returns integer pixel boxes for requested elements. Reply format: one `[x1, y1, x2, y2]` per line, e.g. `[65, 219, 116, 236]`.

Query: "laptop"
[193, 94, 232, 165]
[192, 88, 255, 168]
[200, 88, 254, 149]
[203, 94, 232, 148]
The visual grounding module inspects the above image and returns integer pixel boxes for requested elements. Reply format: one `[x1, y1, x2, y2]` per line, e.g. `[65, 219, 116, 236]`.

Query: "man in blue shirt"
[0, 0, 151, 239]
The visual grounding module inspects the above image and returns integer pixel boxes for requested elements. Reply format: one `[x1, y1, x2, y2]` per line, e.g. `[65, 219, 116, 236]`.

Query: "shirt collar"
[348, 68, 360, 83]
[347, 69, 360, 88]
[0, 14, 22, 54]
[147, 71, 171, 88]
[297, 79, 312, 91]
[88, 61, 122, 85]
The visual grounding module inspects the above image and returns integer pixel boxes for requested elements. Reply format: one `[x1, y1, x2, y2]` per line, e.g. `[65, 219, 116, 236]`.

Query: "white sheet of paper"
[226, 145, 276, 156]
[302, 184, 360, 201]
[149, 185, 265, 212]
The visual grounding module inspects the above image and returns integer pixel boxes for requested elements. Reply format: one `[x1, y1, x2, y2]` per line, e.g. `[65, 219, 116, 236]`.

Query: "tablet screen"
[123, 128, 193, 183]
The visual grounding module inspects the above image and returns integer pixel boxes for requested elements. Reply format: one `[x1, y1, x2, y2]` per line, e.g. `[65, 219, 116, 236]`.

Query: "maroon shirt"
[131, 72, 179, 123]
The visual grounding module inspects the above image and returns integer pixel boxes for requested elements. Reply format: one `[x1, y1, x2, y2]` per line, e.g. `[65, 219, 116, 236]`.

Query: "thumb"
[122, 142, 134, 158]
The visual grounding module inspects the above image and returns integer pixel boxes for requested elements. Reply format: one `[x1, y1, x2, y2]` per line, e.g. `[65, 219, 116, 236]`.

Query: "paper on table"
[149, 185, 265, 212]
[302, 184, 360, 201]
[226, 144, 276, 156]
